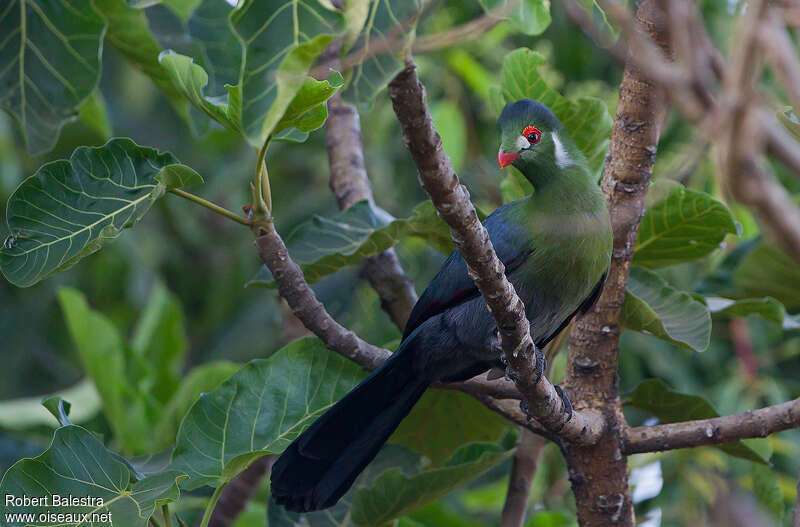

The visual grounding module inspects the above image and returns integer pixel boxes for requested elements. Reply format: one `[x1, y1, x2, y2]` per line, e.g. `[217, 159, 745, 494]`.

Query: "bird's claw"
[553, 385, 573, 423]
[533, 345, 547, 385]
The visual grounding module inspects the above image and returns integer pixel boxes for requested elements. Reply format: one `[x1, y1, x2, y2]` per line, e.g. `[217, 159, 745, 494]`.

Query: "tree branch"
[623, 397, 800, 454]
[207, 456, 272, 527]
[500, 430, 547, 527]
[386, 59, 604, 445]
[561, 2, 670, 525]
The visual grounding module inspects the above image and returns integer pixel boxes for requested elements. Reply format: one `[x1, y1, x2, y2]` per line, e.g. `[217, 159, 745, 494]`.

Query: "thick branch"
[387, 59, 604, 444]
[624, 397, 800, 454]
[500, 431, 547, 527]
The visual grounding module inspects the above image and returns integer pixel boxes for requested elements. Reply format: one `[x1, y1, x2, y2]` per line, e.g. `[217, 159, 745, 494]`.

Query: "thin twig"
[169, 189, 249, 226]
[624, 397, 800, 454]
[500, 430, 547, 527]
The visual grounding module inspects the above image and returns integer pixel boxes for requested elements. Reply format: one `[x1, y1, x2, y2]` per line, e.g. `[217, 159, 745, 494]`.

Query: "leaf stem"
[162, 505, 173, 527]
[252, 137, 272, 219]
[169, 189, 249, 226]
[199, 482, 227, 527]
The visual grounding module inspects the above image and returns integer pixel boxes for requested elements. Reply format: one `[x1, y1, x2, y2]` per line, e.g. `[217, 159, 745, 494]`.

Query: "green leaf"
[733, 242, 800, 309]
[0, 425, 185, 526]
[342, 0, 424, 107]
[247, 201, 454, 288]
[58, 288, 154, 454]
[625, 379, 768, 464]
[274, 70, 345, 139]
[350, 442, 514, 526]
[751, 463, 784, 521]
[0, 0, 106, 154]
[390, 391, 508, 467]
[576, 0, 616, 37]
[153, 361, 241, 450]
[777, 107, 800, 141]
[431, 101, 467, 172]
[0, 379, 101, 430]
[78, 90, 112, 138]
[499, 48, 613, 176]
[0, 138, 200, 287]
[634, 181, 738, 268]
[478, 0, 552, 36]
[169, 337, 365, 489]
[41, 396, 72, 427]
[704, 296, 786, 325]
[621, 265, 711, 352]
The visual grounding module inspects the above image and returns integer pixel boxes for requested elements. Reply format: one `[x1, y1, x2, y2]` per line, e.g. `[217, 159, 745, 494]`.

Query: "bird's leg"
[533, 344, 546, 385]
[553, 385, 574, 423]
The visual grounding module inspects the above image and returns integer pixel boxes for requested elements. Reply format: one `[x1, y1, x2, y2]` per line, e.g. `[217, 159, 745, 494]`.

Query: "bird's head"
[496, 99, 574, 175]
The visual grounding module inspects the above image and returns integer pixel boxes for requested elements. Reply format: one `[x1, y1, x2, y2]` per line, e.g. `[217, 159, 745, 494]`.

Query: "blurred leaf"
[247, 200, 454, 288]
[479, 0, 552, 36]
[634, 180, 737, 268]
[131, 282, 188, 404]
[78, 90, 112, 139]
[445, 49, 494, 101]
[0, 138, 201, 287]
[622, 266, 711, 352]
[751, 463, 784, 521]
[525, 511, 574, 527]
[0, 379, 100, 430]
[350, 441, 514, 526]
[577, 0, 616, 37]
[431, 101, 467, 172]
[499, 48, 612, 176]
[40, 397, 72, 427]
[342, 0, 370, 51]
[777, 107, 800, 141]
[693, 238, 759, 298]
[274, 70, 345, 138]
[0, 426, 185, 526]
[733, 243, 800, 309]
[153, 360, 241, 449]
[704, 296, 786, 325]
[625, 379, 768, 464]
[342, 0, 424, 107]
[0, 0, 106, 154]
[390, 391, 508, 467]
[93, 0, 199, 131]
[170, 337, 365, 490]
[58, 288, 153, 453]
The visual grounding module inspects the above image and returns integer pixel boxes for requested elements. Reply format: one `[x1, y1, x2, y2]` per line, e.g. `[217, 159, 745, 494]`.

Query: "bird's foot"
[519, 398, 532, 423]
[533, 345, 547, 385]
[553, 385, 573, 423]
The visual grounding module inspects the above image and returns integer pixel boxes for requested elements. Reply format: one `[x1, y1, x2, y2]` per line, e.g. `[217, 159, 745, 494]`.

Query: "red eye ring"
[522, 125, 541, 145]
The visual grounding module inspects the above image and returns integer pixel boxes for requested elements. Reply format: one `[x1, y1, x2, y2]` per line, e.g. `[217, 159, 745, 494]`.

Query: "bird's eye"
[522, 125, 541, 145]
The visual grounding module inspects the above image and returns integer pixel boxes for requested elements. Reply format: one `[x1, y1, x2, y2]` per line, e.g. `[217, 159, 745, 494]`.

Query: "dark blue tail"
[270, 341, 428, 512]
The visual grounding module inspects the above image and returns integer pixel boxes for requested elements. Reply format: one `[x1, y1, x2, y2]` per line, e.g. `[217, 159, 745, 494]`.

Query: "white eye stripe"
[515, 135, 529, 151]
[553, 133, 572, 168]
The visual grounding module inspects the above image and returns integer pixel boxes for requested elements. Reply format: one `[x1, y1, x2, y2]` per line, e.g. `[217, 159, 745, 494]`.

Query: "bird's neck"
[521, 162, 602, 213]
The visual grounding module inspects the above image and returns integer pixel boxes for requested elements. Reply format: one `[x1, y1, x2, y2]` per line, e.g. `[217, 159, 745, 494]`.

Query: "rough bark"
[207, 456, 272, 527]
[387, 60, 604, 444]
[624, 397, 800, 454]
[324, 45, 418, 331]
[561, 2, 669, 526]
[500, 430, 547, 527]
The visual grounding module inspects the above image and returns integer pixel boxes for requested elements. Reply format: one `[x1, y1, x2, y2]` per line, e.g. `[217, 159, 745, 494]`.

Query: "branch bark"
[387, 59, 604, 445]
[623, 397, 800, 454]
[500, 430, 547, 527]
[206, 456, 272, 527]
[560, 2, 670, 526]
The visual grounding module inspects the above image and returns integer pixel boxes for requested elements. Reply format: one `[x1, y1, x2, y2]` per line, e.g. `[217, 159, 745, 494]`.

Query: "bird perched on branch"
[271, 99, 612, 513]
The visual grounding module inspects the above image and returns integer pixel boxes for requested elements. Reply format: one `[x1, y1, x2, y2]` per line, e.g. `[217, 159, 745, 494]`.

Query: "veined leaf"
[634, 180, 737, 269]
[499, 48, 612, 176]
[246, 200, 453, 288]
[621, 265, 711, 352]
[0, 425, 186, 526]
[170, 337, 365, 490]
[0, 0, 106, 154]
[342, 0, 424, 108]
[0, 138, 201, 287]
[478, 0, 552, 36]
[625, 379, 768, 464]
[704, 296, 786, 325]
[274, 69, 345, 140]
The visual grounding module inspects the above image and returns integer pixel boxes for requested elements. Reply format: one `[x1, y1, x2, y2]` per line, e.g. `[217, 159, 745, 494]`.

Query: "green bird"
[271, 99, 613, 512]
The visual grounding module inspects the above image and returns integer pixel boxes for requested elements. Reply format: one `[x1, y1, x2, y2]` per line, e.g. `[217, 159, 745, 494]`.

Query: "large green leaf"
[274, 69, 346, 142]
[58, 288, 154, 454]
[0, 0, 106, 154]
[621, 265, 711, 352]
[0, 425, 185, 526]
[0, 138, 201, 287]
[499, 48, 612, 176]
[247, 200, 454, 288]
[634, 181, 738, 268]
[478, 0, 552, 36]
[170, 337, 365, 489]
[341, 0, 424, 107]
[390, 391, 508, 467]
[625, 379, 768, 464]
[733, 242, 800, 310]
[704, 296, 786, 325]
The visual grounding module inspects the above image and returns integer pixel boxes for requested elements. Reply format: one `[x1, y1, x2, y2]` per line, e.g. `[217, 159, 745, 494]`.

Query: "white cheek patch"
[552, 132, 572, 168]
[515, 135, 529, 151]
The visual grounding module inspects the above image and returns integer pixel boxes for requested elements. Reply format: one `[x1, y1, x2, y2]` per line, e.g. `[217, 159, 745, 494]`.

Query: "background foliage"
[0, 0, 798, 526]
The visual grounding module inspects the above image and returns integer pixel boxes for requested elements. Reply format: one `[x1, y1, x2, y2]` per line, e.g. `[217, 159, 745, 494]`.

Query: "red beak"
[497, 151, 519, 168]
